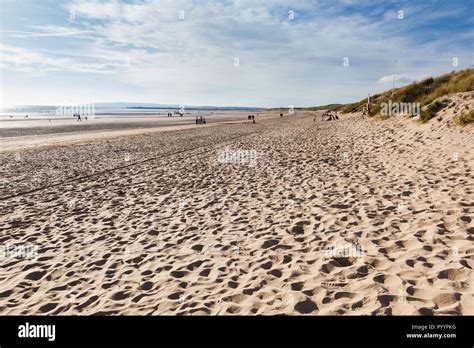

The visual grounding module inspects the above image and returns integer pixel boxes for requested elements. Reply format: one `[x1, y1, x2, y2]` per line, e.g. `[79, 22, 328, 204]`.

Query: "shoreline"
[0, 111, 277, 152]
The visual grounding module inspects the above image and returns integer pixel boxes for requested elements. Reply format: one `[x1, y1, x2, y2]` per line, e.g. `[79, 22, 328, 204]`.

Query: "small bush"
[420, 100, 447, 123]
[454, 109, 474, 126]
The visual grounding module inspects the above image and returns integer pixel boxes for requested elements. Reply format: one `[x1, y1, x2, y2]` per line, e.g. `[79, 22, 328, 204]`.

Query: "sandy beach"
[0, 110, 473, 315]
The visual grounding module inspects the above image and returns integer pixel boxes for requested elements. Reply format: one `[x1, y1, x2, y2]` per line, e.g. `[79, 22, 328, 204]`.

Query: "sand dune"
[0, 111, 472, 315]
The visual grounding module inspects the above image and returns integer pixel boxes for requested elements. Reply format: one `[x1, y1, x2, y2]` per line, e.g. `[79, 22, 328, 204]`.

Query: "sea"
[0, 105, 262, 119]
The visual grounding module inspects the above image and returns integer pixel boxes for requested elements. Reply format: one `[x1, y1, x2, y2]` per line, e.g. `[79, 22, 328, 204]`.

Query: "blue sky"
[1, 0, 473, 107]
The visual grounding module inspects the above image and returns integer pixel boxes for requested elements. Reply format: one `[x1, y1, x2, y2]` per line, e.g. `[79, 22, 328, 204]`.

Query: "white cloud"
[0, 43, 118, 74]
[377, 73, 430, 85]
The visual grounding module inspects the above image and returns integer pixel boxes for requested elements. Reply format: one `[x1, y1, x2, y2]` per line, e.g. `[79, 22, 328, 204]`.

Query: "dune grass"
[454, 109, 474, 126]
[420, 100, 448, 123]
[340, 68, 474, 120]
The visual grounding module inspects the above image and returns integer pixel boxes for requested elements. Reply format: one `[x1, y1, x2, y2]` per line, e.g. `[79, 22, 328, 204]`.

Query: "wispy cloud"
[4, 26, 91, 38]
[377, 73, 430, 85]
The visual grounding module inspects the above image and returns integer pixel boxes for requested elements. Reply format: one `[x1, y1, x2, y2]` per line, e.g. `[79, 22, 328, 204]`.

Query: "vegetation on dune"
[454, 109, 474, 126]
[420, 100, 448, 123]
[340, 68, 474, 119]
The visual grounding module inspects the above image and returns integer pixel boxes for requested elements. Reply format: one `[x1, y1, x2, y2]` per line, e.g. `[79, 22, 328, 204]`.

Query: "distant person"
[195, 116, 199, 125]
[363, 103, 371, 116]
[252, 115, 255, 124]
[199, 115, 203, 124]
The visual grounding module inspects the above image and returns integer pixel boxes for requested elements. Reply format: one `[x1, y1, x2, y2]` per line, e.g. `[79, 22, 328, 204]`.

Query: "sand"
[0, 110, 472, 315]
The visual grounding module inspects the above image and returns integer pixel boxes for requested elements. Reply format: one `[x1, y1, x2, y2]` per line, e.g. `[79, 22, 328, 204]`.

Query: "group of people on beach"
[167, 112, 184, 117]
[319, 111, 339, 121]
[248, 115, 256, 124]
[195, 115, 207, 125]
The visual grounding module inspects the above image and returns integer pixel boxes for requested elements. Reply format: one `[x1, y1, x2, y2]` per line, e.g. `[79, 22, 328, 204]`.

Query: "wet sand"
[0, 111, 271, 153]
